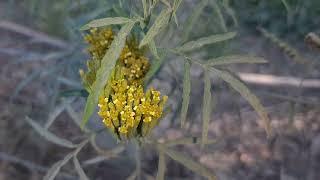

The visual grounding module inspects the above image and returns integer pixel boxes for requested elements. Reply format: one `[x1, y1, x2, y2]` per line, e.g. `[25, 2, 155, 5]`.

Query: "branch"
[0, 20, 69, 49]
[238, 72, 320, 89]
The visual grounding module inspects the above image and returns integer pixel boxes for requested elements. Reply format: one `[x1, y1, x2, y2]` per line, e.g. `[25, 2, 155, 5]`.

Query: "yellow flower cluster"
[81, 28, 150, 90]
[81, 27, 168, 140]
[98, 78, 167, 139]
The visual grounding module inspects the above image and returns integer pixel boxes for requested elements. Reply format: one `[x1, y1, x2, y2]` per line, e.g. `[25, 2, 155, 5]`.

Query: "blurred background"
[0, 0, 320, 179]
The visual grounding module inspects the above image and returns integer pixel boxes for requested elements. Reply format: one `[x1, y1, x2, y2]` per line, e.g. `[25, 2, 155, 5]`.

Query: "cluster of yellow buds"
[98, 78, 167, 139]
[81, 27, 168, 140]
[80, 28, 150, 90]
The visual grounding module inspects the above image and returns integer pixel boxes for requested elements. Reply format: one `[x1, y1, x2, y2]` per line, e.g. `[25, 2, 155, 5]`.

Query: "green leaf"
[142, 0, 148, 18]
[177, 31, 236, 52]
[221, 0, 238, 27]
[44, 140, 88, 180]
[156, 151, 166, 180]
[210, 0, 227, 32]
[207, 55, 268, 66]
[163, 147, 216, 179]
[139, 8, 172, 48]
[180, 60, 191, 127]
[26, 117, 77, 148]
[210, 68, 271, 136]
[82, 20, 136, 128]
[73, 157, 89, 180]
[181, 0, 208, 42]
[201, 68, 212, 148]
[172, 0, 183, 26]
[149, 39, 160, 59]
[80, 17, 131, 30]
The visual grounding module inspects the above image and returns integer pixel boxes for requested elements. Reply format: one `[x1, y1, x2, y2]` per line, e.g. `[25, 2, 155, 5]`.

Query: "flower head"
[80, 28, 150, 90]
[81, 27, 167, 141]
[98, 78, 168, 140]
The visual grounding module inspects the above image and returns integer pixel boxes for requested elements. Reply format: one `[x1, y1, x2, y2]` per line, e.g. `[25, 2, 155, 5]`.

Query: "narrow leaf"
[207, 55, 268, 66]
[163, 147, 216, 179]
[142, 0, 148, 18]
[177, 31, 236, 52]
[149, 39, 160, 59]
[73, 157, 90, 180]
[172, 0, 183, 25]
[201, 68, 212, 148]
[82, 20, 136, 128]
[26, 117, 77, 148]
[139, 8, 172, 48]
[80, 17, 131, 30]
[210, 68, 271, 136]
[156, 151, 166, 180]
[180, 60, 191, 127]
[210, 0, 227, 32]
[181, 0, 208, 42]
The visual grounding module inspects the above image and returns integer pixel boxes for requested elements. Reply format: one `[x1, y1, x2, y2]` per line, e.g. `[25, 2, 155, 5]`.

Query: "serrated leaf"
[82, 20, 136, 128]
[181, 0, 208, 42]
[177, 31, 236, 52]
[207, 55, 268, 66]
[80, 17, 131, 30]
[180, 60, 191, 127]
[210, 68, 271, 136]
[201, 68, 212, 148]
[156, 151, 166, 180]
[139, 8, 172, 48]
[73, 157, 89, 180]
[44, 140, 88, 180]
[26, 117, 77, 148]
[163, 147, 216, 179]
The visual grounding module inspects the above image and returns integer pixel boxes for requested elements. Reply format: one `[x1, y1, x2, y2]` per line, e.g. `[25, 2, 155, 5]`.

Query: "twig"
[0, 20, 69, 49]
[237, 72, 320, 89]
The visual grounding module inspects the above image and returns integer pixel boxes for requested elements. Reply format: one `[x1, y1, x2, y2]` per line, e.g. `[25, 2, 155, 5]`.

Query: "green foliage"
[177, 32, 237, 52]
[20, 0, 276, 179]
[82, 19, 136, 128]
[209, 68, 271, 136]
[139, 8, 172, 48]
[180, 60, 191, 127]
[201, 68, 212, 148]
[206, 55, 268, 66]
[80, 17, 132, 30]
